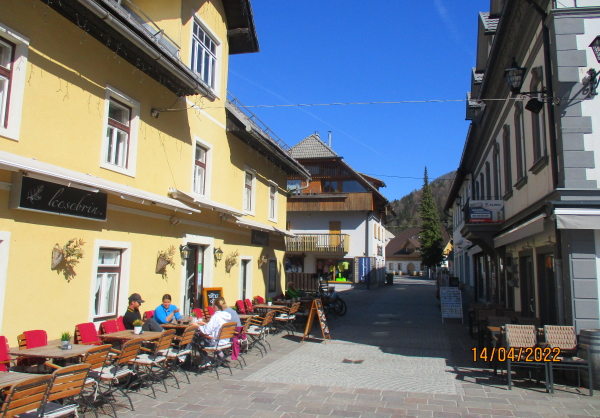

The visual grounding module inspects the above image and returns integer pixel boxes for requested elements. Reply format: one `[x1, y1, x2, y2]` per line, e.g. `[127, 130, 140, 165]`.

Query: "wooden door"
[329, 221, 341, 248]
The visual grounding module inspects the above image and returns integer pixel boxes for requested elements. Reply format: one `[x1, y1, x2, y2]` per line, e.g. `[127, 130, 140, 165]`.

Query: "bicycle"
[319, 286, 347, 317]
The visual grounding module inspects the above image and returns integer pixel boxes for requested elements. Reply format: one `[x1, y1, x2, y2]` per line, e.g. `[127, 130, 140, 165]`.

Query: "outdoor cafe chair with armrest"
[504, 324, 550, 392]
[274, 302, 301, 335]
[74, 322, 102, 346]
[236, 300, 247, 315]
[0, 336, 12, 372]
[160, 325, 196, 384]
[246, 310, 276, 355]
[201, 322, 237, 380]
[131, 329, 178, 398]
[15, 330, 49, 373]
[0, 374, 53, 418]
[38, 363, 94, 418]
[543, 325, 593, 396]
[78, 344, 116, 418]
[95, 337, 144, 412]
[244, 299, 255, 313]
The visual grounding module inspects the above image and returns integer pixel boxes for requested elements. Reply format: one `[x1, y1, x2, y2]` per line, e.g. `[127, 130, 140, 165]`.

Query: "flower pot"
[61, 340, 70, 350]
[52, 245, 64, 270]
[134, 326, 142, 335]
[267, 301, 272, 306]
[155, 256, 169, 273]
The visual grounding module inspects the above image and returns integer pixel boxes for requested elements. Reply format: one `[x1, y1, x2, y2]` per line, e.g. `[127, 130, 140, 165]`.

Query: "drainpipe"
[365, 211, 373, 290]
[523, 0, 565, 324]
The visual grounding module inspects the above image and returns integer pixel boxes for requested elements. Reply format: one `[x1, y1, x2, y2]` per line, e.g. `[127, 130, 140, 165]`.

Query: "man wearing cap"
[123, 293, 164, 332]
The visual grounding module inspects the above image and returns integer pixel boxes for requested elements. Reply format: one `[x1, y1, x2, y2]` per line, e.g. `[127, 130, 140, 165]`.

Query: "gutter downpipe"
[366, 211, 373, 290]
[77, 0, 215, 99]
[523, 0, 565, 324]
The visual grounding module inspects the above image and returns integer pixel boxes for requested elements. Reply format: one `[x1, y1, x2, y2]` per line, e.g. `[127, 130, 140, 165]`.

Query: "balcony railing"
[463, 198, 505, 224]
[285, 234, 350, 253]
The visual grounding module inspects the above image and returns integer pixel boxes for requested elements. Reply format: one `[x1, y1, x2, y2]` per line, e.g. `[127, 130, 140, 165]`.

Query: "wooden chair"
[39, 363, 93, 418]
[202, 307, 212, 322]
[468, 303, 485, 337]
[201, 322, 237, 379]
[504, 324, 549, 392]
[161, 325, 196, 384]
[74, 322, 102, 345]
[96, 337, 144, 411]
[474, 309, 496, 348]
[16, 330, 48, 373]
[543, 325, 593, 396]
[132, 329, 178, 398]
[191, 308, 204, 319]
[274, 302, 301, 334]
[0, 374, 53, 418]
[99, 319, 119, 334]
[244, 299, 255, 313]
[143, 311, 155, 321]
[80, 344, 116, 417]
[235, 300, 247, 314]
[0, 335, 12, 372]
[246, 310, 276, 354]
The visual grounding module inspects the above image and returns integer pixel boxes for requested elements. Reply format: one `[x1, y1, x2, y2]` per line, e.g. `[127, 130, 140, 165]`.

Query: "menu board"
[302, 299, 332, 342]
[440, 287, 463, 323]
[202, 287, 223, 308]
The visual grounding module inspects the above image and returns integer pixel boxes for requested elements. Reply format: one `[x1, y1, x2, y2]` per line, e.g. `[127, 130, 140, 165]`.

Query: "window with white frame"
[105, 99, 131, 169]
[191, 20, 217, 90]
[0, 38, 14, 129]
[269, 183, 277, 221]
[94, 249, 122, 318]
[194, 144, 207, 195]
[0, 24, 29, 141]
[101, 87, 139, 177]
[244, 170, 255, 213]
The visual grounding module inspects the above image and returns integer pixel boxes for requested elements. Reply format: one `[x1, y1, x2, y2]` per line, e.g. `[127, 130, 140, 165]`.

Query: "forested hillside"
[386, 171, 455, 236]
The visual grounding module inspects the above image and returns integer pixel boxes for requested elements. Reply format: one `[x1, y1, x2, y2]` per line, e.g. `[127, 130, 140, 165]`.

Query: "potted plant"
[156, 245, 176, 279]
[60, 332, 71, 350]
[52, 239, 85, 282]
[225, 250, 239, 273]
[132, 319, 143, 335]
[267, 298, 273, 306]
[191, 311, 198, 324]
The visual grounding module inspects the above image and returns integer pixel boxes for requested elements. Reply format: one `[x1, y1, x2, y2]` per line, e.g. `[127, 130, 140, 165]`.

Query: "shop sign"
[251, 229, 269, 246]
[468, 200, 504, 223]
[358, 257, 371, 283]
[12, 176, 107, 221]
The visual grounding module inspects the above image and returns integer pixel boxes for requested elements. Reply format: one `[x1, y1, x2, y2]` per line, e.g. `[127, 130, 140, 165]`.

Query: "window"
[479, 173, 485, 200]
[514, 103, 526, 180]
[94, 249, 122, 318]
[341, 180, 366, 193]
[268, 260, 277, 293]
[100, 86, 139, 177]
[0, 24, 29, 141]
[191, 20, 217, 90]
[530, 72, 547, 162]
[269, 183, 277, 221]
[493, 144, 501, 198]
[0, 38, 14, 129]
[322, 180, 338, 193]
[243, 169, 255, 214]
[485, 162, 491, 199]
[503, 126, 513, 194]
[105, 99, 131, 169]
[287, 179, 302, 191]
[194, 144, 207, 195]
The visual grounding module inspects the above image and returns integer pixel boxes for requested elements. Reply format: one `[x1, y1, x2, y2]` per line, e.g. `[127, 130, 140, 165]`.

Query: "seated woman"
[285, 281, 301, 300]
[154, 294, 181, 325]
[193, 297, 232, 347]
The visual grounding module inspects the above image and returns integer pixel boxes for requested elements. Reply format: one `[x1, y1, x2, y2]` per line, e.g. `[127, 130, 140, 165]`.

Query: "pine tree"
[419, 167, 444, 268]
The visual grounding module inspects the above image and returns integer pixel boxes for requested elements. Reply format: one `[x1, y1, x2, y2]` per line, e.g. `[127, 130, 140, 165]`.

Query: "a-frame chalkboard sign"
[302, 299, 332, 343]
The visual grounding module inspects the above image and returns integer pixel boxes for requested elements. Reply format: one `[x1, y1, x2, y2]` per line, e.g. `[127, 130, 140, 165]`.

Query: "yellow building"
[0, 0, 309, 342]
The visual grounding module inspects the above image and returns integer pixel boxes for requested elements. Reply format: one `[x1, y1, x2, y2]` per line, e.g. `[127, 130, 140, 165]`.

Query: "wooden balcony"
[285, 234, 350, 253]
[287, 192, 374, 212]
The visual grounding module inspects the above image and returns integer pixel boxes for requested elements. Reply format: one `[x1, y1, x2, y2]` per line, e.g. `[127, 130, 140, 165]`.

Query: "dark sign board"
[358, 257, 371, 283]
[202, 287, 223, 308]
[251, 229, 269, 246]
[16, 176, 107, 221]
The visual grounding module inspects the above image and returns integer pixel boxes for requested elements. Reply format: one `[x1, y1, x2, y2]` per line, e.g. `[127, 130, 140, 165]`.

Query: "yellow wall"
[0, 0, 291, 343]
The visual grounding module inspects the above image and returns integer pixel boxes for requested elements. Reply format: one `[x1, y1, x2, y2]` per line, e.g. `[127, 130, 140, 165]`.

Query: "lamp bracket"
[585, 68, 600, 96]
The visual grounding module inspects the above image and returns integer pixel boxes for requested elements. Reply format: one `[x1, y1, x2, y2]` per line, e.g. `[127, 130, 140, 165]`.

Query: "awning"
[555, 208, 600, 229]
[233, 216, 295, 237]
[493, 214, 545, 248]
[168, 188, 243, 217]
[0, 150, 199, 214]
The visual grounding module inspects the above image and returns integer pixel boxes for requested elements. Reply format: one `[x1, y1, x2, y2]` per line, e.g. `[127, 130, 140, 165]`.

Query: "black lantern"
[179, 244, 192, 260]
[505, 59, 526, 94]
[214, 247, 223, 262]
[590, 35, 600, 63]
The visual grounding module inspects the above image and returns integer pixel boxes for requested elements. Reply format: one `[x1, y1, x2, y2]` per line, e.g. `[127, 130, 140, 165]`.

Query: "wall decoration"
[258, 254, 268, 268]
[156, 245, 176, 279]
[225, 250, 239, 273]
[51, 238, 85, 282]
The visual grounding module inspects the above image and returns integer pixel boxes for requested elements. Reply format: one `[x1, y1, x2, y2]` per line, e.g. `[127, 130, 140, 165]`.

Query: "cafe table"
[98, 330, 163, 342]
[0, 371, 38, 391]
[7, 344, 94, 361]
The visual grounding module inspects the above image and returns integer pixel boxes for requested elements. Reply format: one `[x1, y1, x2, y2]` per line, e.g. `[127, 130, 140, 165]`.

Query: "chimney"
[328, 131, 332, 148]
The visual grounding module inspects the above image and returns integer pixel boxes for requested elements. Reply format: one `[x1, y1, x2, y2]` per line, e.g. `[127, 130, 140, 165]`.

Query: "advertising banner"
[358, 257, 371, 283]
[468, 200, 504, 223]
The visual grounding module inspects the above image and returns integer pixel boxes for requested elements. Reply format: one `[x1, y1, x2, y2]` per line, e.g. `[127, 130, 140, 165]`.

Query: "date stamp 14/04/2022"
[472, 347, 562, 362]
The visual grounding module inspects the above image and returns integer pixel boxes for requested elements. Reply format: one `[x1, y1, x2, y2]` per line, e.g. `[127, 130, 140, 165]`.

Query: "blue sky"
[228, 1, 490, 201]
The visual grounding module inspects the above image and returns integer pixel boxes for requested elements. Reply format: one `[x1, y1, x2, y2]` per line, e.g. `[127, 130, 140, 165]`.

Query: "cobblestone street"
[115, 277, 600, 418]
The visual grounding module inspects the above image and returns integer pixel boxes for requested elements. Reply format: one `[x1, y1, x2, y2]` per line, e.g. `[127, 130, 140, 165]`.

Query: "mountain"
[386, 171, 456, 236]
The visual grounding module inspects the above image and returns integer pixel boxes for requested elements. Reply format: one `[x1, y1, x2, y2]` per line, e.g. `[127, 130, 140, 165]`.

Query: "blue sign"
[358, 257, 371, 283]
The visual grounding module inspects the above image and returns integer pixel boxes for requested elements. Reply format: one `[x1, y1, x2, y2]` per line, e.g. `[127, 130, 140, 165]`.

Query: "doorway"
[240, 259, 251, 301]
[184, 245, 205, 313]
[537, 253, 556, 325]
[519, 255, 535, 317]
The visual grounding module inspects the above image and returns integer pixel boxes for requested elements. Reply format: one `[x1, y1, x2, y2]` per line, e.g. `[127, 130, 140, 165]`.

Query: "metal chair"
[201, 322, 238, 379]
[274, 302, 301, 335]
[0, 374, 53, 418]
[81, 344, 116, 418]
[161, 325, 196, 384]
[246, 310, 276, 354]
[132, 329, 178, 398]
[543, 325, 593, 396]
[39, 363, 94, 418]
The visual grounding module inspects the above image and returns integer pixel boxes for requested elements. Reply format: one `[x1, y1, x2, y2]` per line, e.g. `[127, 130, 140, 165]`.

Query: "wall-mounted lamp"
[455, 194, 462, 207]
[214, 247, 224, 262]
[504, 58, 553, 112]
[150, 109, 160, 118]
[179, 244, 192, 260]
[586, 35, 600, 95]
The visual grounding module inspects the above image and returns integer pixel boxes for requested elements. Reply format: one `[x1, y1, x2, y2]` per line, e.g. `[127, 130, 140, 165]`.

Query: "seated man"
[123, 293, 164, 332]
[285, 281, 301, 300]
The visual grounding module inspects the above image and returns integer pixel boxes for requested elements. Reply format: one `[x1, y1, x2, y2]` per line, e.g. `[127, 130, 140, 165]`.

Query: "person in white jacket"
[195, 297, 232, 346]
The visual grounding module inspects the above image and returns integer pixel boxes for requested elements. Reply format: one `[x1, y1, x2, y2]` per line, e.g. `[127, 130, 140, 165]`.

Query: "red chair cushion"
[116, 316, 126, 331]
[192, 308, 203, 318]
[244, 299, 254, 313]
[24, 330, 47, 348]
[255, 296, 265, 304]
[236, 300, 247, 315]
[0, 336, 10, 372]
[144, 311, 155, 320]
[206, 306, 215, 316]
[76, 323, 100, 345]
[102, 320, 119, 333]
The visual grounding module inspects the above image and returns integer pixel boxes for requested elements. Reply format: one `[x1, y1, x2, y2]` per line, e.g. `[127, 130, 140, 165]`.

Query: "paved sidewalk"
[113, 277, 600, 418]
